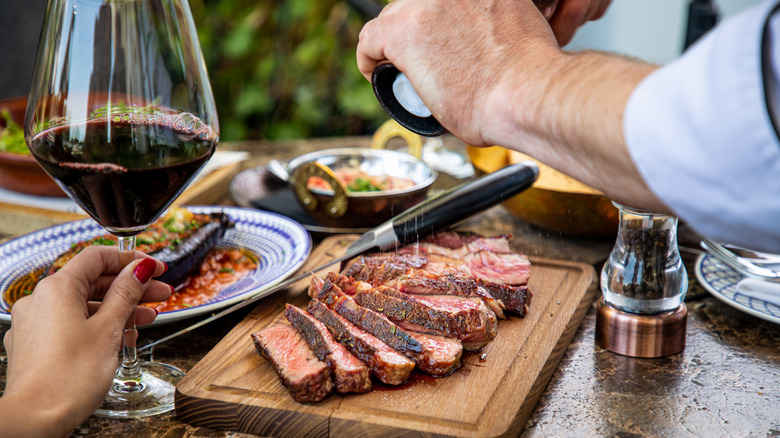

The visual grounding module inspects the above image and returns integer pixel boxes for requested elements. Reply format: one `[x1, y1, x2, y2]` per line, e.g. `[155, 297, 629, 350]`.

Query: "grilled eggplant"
[44, 208, 233, 286]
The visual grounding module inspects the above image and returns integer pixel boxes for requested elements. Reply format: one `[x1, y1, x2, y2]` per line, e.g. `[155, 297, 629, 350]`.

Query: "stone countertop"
[526, 267, 780, 437]
[1, 137, 779, 437]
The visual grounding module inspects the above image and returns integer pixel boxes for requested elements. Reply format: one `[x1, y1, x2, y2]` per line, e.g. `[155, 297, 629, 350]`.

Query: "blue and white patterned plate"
[0, 206, 311, 326]
[695, 254, 780, 325]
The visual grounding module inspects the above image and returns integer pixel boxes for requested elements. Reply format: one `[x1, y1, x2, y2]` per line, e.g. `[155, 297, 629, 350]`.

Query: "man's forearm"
[487, 49, 668, 212]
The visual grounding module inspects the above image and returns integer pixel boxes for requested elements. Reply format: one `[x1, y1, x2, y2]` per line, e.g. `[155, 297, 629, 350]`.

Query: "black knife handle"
[391, 160, 539, 246]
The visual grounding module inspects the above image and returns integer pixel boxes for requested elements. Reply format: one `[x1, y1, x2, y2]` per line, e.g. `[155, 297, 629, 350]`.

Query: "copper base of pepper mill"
[595, 298, 687, 358]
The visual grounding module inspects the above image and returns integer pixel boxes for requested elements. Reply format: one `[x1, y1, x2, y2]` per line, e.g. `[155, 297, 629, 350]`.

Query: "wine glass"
[24, 0, 218, 418]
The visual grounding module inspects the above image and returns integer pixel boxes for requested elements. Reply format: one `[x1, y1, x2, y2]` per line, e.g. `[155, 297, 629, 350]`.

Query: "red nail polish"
[152, 307, 159, 317]
[169, 284, 175, 294]
[162, 262, 169, 273]
[134, 258, 157, 284]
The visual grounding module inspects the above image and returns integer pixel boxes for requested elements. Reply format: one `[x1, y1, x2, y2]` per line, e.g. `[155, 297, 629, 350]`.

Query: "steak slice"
[461, 251, 531, 286]
[397, 232, 514, 261]
[420, 231, 514, 255]
[477, 282, 532, 318]
[319, 285, 462, 376]
[343, 251, 534, 317]
[250, 324, 333, 403]
[307, 299, 415, 385]
[393, 250, 531, 287]
[322, 272, 496, 350]
[354, 285, 497, 351]
[341, 254, 506, 318]
[284, 304, 371, 394]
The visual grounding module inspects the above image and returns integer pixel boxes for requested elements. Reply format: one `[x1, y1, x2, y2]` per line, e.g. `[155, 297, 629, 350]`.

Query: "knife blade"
[138, 160, 538, 352]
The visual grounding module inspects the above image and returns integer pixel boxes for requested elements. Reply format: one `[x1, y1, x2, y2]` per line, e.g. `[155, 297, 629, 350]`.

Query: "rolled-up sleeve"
[624, 0, 780, 252]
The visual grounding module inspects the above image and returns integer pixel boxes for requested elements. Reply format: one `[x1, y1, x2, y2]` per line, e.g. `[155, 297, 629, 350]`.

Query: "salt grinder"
[596, 202, 688, 358]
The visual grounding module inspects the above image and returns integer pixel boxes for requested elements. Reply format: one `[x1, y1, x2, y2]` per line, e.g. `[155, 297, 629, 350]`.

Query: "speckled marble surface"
[525, 297, 780, 437]
[1, 138, 779, 437]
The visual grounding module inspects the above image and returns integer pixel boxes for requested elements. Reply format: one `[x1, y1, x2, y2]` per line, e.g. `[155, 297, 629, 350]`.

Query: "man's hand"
[549, 0, 612, 45]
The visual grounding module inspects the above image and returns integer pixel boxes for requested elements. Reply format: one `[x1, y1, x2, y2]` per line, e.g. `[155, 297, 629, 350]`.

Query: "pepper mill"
[596, 202, 688, 358]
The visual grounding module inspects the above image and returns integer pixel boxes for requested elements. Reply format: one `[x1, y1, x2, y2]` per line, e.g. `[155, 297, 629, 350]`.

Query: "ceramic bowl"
[0, 96, 65, 197]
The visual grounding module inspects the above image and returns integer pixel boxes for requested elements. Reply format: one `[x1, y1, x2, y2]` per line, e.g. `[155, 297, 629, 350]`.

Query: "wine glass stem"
[117, 236, 142, 384]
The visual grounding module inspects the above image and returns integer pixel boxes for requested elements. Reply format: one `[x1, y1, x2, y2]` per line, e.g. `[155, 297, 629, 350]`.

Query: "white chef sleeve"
[624, 0, 780, 252]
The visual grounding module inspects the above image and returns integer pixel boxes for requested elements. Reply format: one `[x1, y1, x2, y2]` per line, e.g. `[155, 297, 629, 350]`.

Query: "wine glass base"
[93, 361, 185, 419]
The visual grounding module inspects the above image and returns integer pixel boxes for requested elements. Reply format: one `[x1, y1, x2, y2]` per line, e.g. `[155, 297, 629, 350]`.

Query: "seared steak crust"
[284, 304, 371, 393]
[324, 288, 462, 376]
[341, 254, 505, 318]
[354, 285, 497, 350]
[478, 282, 532, 318]
[343, 250, 533, 317]
[306, 299, 415, 385]
[251, 325, 333, 403]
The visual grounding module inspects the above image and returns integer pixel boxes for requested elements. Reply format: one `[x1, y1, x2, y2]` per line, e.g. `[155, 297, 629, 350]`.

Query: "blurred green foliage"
[189, 0, 387, 141]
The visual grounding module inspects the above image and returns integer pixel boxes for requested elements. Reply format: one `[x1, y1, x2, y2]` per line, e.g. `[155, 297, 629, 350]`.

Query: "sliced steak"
[322, 272, 496, 350]
[341, 253, 506, 318]
[477, 282, 532, 318]
[461, 251, 531, 286]
[308, 273, 326, 298]
[323, 287, 462, 376]
[343, 250, 534, 317]
[421, 231, 514, 254]
[250, 325, 333, 403]
[401, 233, 533, 303]
[284, 304, 371, 394]
[354, 285, 497, 350]
[307, 299, 415, 385]
[399, 232, 513, 261]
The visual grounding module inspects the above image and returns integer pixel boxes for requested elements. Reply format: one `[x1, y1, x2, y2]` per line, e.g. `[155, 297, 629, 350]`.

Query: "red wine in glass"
[30, 113, 217, 235]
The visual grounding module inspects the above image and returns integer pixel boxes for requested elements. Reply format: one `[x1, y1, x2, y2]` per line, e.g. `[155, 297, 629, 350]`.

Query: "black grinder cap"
[371, 63, 447, 137]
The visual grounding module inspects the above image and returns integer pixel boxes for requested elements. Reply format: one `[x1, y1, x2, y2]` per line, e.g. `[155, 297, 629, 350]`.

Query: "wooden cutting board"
[175, 235, 598, 437]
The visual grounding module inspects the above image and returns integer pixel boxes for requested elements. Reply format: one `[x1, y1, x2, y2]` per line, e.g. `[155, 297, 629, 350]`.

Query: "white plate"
[0, 206, 311, 326]
[695, 254, 780, 325]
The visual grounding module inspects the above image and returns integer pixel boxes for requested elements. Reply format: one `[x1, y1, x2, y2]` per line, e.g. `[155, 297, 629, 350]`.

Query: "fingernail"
[152, 307, 159, 317]
[134, 258, 157, 284]
[162, 262, 169, 273]
[169, 284, 175, 294]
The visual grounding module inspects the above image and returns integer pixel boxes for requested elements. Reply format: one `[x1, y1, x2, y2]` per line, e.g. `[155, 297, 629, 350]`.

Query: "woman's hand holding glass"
[1, 246, 170, 437]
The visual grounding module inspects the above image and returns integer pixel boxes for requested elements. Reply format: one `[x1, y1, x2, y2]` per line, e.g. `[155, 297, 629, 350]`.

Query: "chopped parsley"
[347, 177, 383, 192]
[92, 236, 116, 246]
[136, 237, 155, 245]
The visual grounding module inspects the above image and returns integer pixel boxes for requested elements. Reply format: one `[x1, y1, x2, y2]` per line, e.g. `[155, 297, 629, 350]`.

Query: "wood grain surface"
[175, 235, 597, 437]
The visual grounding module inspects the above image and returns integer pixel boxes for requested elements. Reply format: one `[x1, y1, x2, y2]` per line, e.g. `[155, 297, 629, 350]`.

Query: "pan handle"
[391, 160, 539, 246]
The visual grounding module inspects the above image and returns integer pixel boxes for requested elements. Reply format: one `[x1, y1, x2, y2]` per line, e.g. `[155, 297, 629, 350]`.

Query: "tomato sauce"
[144, 248, 258, 313]
[5, 248, 257, 314]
